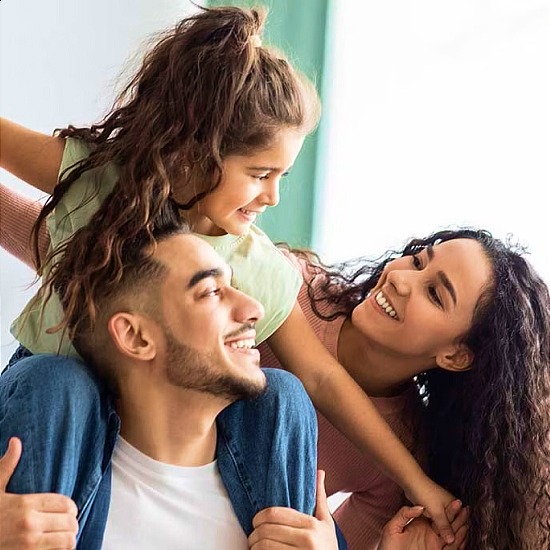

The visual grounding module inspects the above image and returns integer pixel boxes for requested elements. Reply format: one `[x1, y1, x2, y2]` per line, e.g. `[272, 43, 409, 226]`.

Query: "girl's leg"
[0, 353, 118, 542]
[216, 368, 347, 548]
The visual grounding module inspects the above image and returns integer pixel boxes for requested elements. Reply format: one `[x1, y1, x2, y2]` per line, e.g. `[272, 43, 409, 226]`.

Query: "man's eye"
[203, 288, 221, 297]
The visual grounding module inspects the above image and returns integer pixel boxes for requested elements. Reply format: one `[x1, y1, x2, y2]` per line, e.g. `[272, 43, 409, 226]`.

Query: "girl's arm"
[0, 182, 50, 268]
[268, 302, 458, 546]
[0, 117, 64, 194]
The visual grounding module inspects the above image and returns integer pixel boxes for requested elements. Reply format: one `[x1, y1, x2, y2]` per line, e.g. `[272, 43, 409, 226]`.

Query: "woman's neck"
[337, 318, 428, 398]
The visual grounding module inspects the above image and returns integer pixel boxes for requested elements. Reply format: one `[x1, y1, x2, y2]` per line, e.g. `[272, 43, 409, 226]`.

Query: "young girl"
[0, 5, 459, 542]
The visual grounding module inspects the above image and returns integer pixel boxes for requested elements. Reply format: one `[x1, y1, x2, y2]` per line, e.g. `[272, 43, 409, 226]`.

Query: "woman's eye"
[255, 173, 269, 181]
[412, 254, 422, 269]
[428, 286, 442, 307]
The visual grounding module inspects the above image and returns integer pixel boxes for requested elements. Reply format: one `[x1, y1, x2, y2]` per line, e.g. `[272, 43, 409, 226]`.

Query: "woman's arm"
[0, 182, 50, 269]
[268, 302, 458, 545]
[0, 118, 64, 194]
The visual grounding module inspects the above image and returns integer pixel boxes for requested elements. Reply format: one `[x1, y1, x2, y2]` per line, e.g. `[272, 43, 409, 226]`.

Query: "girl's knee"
[1, 353, 103, 406]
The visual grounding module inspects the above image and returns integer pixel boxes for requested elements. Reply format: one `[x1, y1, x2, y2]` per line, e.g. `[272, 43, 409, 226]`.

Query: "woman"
[259, 228, 550, 549]
[1, 183, 547, 546]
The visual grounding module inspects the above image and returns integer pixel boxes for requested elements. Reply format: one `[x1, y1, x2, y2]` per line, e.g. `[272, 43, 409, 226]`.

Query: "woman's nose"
[385, 268, 413, 296]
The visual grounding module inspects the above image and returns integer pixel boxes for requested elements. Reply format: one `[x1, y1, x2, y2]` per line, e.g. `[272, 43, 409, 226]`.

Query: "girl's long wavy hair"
[291, 228, 550, 549]
[30, 4, 320, 335]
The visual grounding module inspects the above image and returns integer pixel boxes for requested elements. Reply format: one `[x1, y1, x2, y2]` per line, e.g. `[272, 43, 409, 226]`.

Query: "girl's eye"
[428, 286, 443, 307]
[255, 173, 269, 181]
[411, 254, 422, 269]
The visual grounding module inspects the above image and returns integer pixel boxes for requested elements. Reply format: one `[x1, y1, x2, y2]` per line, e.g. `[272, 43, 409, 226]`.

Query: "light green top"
[11, 138, 302, 357]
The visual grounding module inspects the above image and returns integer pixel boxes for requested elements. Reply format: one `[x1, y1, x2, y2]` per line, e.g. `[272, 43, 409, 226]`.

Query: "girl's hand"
[378, 501, 469, 550]
[248, 470, 338, 549]
[405, 478, 463, 545]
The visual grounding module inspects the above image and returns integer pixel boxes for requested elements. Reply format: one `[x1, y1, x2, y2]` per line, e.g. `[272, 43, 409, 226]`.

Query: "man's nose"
[234, 288, 265, 324]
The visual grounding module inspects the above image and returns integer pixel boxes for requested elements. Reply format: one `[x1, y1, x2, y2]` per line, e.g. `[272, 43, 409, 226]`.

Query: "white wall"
[317, 0, 549, 284]
[0, 0, 196, 366]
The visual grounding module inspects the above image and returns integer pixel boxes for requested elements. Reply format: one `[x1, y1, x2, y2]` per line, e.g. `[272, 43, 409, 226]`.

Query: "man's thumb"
[314, 469, 331, 522]
[0, 437, 22, 491]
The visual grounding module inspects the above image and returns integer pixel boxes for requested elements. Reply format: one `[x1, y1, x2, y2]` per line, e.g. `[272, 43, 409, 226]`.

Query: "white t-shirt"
[102, 437, 248, 549]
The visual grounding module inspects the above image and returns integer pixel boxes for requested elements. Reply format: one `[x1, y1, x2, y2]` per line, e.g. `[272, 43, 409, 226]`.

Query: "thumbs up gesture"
[0, 437, 79, 549]
[248, 470, 338, 549]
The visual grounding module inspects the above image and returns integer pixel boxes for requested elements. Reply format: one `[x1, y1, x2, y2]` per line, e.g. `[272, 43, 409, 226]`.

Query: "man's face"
[152, 234, 266, 400]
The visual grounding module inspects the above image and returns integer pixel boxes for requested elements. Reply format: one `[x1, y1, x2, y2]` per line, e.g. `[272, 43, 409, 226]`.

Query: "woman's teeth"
[375, 291, 398, 319]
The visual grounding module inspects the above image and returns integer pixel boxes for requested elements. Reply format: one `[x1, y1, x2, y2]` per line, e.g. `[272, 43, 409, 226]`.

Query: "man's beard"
[164, 327, 265, 401]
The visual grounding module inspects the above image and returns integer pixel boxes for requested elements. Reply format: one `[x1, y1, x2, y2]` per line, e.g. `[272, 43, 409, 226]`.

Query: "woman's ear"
[108, 312, 156, 361]
[436, 344, 474, 372]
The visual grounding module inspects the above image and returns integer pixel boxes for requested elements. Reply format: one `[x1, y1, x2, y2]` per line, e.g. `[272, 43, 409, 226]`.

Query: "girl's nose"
[261, 179, 280, 207]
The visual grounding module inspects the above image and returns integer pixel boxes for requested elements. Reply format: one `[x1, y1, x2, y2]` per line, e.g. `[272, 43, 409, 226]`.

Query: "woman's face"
[351, 238, 493, 363]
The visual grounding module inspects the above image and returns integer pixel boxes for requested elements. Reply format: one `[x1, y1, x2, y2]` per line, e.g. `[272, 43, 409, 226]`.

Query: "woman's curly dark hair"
[290, 228, 550, 549]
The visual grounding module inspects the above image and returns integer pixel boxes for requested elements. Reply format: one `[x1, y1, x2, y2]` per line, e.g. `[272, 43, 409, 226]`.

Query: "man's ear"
[108, 312, 156, 361]
[435, 344, 474, 372]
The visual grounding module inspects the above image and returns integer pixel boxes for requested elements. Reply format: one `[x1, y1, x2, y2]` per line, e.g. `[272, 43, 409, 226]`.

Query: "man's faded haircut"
[55, 200, 190, 387]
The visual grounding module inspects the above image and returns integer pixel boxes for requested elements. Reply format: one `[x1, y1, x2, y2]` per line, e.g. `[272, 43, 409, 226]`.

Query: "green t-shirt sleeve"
[12, 138, 118, 356]
[46, 138, 118, 249]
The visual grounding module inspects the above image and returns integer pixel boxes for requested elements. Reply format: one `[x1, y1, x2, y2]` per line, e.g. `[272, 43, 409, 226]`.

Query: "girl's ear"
[435, 344, 474, 372]
[108, 312, 156, 361]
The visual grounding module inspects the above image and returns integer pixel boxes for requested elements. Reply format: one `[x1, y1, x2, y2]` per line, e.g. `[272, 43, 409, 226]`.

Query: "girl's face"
[190, 128, 305, 236]
[352, 238, 492, 365]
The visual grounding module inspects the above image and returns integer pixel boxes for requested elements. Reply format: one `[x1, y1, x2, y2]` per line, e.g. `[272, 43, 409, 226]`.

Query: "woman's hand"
[248, 470, 338, 549]
[378, 501, 469, 550]
[404, 477, 464, 545]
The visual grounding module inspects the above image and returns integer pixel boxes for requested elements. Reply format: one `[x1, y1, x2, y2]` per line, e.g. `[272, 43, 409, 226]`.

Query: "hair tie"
[250, 34, 262, 48]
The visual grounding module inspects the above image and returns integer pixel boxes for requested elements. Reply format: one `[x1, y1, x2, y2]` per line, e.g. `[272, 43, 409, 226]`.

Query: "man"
[0, 219, 466, 549]
[0, 219, 341, 549]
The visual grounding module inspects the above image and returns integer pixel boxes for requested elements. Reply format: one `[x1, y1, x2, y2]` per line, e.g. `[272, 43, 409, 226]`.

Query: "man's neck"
[116, 379, 228, 467]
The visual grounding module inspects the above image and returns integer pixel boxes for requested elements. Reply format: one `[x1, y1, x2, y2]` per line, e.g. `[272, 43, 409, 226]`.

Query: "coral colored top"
[259, 257, 421, 550]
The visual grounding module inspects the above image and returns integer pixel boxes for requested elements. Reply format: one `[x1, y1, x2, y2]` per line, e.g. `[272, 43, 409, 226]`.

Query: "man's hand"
[378, 501, 469, 550]
[248, 470, 338, 549]
[0, 437, 79, 549]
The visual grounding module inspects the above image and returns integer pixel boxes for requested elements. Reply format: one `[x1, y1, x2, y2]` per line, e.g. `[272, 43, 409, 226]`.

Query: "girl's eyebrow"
[426, 245, 457, 306]
[247, 164, 293, 172]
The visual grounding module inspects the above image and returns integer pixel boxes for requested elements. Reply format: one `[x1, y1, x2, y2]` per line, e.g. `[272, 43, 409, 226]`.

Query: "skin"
[378, 503, 469, 550]
[338, 238, 492, 398]
[190, 128, 306, 236]
[0, 439, 78, 550]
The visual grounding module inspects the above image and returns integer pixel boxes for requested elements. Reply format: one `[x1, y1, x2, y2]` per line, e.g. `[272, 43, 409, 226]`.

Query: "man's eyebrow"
[426, 245, 457, 306]
[188, 268, 224, 289]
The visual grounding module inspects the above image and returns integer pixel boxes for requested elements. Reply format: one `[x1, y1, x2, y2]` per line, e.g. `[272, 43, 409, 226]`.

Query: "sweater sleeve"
[0, 183, 50, 269]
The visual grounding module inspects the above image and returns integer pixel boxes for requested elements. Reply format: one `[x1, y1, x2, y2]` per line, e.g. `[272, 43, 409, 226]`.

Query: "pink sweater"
[0, 183, 49, 268]
[2, 185, 417, 549]
[259, 260, 419, 549]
